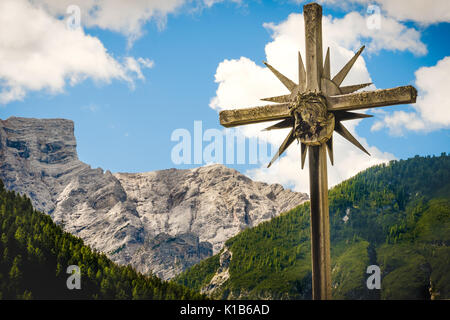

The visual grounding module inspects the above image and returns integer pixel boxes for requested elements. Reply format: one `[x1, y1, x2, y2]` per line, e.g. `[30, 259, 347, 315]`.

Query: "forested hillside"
[0, 180, 204, 300]
[175, 153, 450, 300]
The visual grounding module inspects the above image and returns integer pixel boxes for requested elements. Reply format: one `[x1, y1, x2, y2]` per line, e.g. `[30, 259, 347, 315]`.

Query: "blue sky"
[1, 0, 449, 192]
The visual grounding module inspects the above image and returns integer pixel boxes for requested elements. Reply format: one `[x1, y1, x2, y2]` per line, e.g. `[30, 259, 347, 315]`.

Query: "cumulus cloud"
[262, 13, 375, 83]
[203, 0, 242, 8]
[210, 57, 287, 111]
[278, 11, 427, 56]
[210, 12, 400, 192]
[304, 0, 450, 25]
[0, 0, 154, 104]
[33, 0, 242, 44]
[325, 12, 426, 55]
[371, 111, 425, 135]
[0, 0, 239, 104]
[33, 0, 186, 44]
[372, 56, 450, 135]
[125, 57, 155, 81]
[414, 57, 450, 126]
[374, 0, 450, 24]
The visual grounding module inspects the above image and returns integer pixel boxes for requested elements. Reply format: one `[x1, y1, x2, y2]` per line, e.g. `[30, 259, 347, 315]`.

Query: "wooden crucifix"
[218, 3, 417, 300]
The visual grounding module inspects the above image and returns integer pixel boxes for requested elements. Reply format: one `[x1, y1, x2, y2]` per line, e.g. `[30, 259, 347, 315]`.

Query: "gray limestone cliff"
[0, 116, 308, 279]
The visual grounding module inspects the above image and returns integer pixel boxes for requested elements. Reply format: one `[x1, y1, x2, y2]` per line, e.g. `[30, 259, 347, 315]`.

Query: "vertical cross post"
[308, 145, 332, 299]
[219, 1, 417, 301]
[304, 3, 323, 92]
[304, 3, 332, 300]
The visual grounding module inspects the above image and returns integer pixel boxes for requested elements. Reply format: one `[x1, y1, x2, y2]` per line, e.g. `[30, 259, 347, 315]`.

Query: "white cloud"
[125, 57, 154, 81]
[371, 110, 425, 136]
[415, 57, 450, 126]
[262, 11, 426, 77]
[306, 0, 450, 24]
[210, 11, 398, 192]
[33, 0, 185, 43]
[0, 0, 154, 104]
[372, 56, 450, 135]
[327, 12, 426, 55]
[0, 0, 241, 104]
[375, 0, 450, 24]
[210, 57, 286, 111]
[33, 0, 242, 44]
[203, 0, 242, 8]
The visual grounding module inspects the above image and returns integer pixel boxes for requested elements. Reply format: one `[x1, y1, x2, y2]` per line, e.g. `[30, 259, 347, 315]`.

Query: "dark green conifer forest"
[176, 154, 450, 300]
[0, 179, 204, 300]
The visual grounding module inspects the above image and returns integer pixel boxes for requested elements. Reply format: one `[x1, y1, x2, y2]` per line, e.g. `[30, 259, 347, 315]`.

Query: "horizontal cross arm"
[327, 85, 417, 111]
[219, 103, 291, 128]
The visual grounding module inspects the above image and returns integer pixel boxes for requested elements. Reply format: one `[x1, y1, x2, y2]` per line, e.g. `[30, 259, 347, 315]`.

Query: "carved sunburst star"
[261, 45, 373, 169]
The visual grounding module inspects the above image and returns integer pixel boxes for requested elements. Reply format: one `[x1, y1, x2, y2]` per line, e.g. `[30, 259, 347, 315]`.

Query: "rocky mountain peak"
[0, 117, 308, 279]
[1, 117, 79, 164]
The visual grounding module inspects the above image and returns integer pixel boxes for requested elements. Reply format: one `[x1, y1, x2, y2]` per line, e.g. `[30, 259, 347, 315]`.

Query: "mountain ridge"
[0, 116, 308, 279]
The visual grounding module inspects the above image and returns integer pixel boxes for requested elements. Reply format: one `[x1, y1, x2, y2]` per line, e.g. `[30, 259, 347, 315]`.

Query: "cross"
[218, 3, 417, 300]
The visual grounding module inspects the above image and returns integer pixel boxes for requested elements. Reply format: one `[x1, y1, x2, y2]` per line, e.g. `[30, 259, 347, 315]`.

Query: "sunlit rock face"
[0, 117, 145, 265]
[0, 117, 308, 279]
